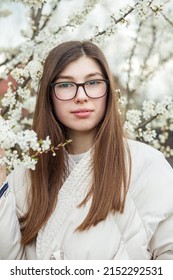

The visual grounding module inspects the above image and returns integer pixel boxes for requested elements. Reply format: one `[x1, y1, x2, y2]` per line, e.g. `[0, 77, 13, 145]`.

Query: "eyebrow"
[57, 72, 104, 80]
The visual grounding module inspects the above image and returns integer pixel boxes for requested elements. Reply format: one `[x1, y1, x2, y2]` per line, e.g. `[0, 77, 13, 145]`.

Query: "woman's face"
[52, 56, 107, 138]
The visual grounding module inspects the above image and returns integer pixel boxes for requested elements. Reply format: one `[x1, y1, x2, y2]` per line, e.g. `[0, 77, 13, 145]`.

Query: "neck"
[65, 130, 96, 155]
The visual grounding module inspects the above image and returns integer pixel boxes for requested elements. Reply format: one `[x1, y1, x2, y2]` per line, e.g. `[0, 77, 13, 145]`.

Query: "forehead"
[59, 56, 103, 79]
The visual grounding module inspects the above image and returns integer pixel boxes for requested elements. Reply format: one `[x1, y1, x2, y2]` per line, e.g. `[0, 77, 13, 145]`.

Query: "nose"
[74, 84, 88, 103]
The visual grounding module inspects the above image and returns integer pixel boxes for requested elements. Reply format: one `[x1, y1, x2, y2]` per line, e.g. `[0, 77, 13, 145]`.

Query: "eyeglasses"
[50, 79, 109, 101]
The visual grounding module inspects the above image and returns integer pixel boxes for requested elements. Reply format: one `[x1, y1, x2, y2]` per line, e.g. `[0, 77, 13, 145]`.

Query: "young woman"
[0, 41, 173, 260]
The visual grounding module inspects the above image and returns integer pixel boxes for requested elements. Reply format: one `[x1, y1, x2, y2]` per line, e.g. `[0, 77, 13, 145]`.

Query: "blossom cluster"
[135, 0, 163, 19]
[0, 116, 51, 170]
[67, 0, 98, 27]
[0, 116, 72, 172]
[123, 96, 173, 158]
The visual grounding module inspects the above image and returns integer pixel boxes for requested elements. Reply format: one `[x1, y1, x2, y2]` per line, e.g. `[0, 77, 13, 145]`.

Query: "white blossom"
[0, 116, 52, 171]
[41, 136, 51, 152]
[13, 0, 47, 8]
[158, 132, 169, 144]
[16, 130, 39, 151]
[125, 109, 142, 126]
[0, 118, 16, 149]
[21, 154, 37, 170]
[23, 96, 36, 113]
[25, 60, 43, 80]
[1, 84, 16, 108]
[142, 129, 157, 143]
[11, 67, 29, 83]
[142, 100, 156, 120]
[152, 139, 161, 150]
[17, 87, 31, 100]
[123, 121, 136, 139]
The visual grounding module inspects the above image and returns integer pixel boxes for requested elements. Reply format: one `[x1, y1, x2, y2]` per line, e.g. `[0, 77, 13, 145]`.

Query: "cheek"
[54, 108, 64, 123]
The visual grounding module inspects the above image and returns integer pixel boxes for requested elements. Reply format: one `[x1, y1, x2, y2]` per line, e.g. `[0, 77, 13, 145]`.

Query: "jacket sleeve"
[0, 182, 25, 259]
[149, 214, 173, 260]
[0, 166, 29, 260]
[147, 156, 173, 260]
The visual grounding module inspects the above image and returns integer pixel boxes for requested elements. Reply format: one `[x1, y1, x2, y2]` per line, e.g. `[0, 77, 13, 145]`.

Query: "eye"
[56, 82, 75, 88]
[86, 80, 101, 86]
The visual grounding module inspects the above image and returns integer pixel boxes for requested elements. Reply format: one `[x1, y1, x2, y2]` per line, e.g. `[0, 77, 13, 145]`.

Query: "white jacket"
[0, 140, 173, 260]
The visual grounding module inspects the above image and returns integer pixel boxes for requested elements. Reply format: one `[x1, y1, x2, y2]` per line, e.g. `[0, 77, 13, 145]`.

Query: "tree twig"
[136, 114, 159, 130]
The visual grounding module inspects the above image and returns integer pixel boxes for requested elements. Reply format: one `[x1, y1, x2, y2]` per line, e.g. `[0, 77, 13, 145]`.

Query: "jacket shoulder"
[127, 139, 167, 162]
[127, 138, 173, 196]
[127, 139, 173, 232]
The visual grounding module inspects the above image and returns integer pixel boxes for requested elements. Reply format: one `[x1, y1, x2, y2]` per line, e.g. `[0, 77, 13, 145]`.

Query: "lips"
[71, 108, 94, 118]
[71, 108, 93, 113]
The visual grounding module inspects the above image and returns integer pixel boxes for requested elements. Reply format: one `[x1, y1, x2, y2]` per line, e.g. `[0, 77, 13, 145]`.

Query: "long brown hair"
[20, 41, 131, 245]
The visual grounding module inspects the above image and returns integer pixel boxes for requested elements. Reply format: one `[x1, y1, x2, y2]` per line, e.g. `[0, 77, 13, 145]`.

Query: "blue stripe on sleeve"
[0, 182, 9, 198]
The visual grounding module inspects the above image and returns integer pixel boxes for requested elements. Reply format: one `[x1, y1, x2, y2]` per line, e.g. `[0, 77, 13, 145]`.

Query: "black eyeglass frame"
[50, 79, 109, 101]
